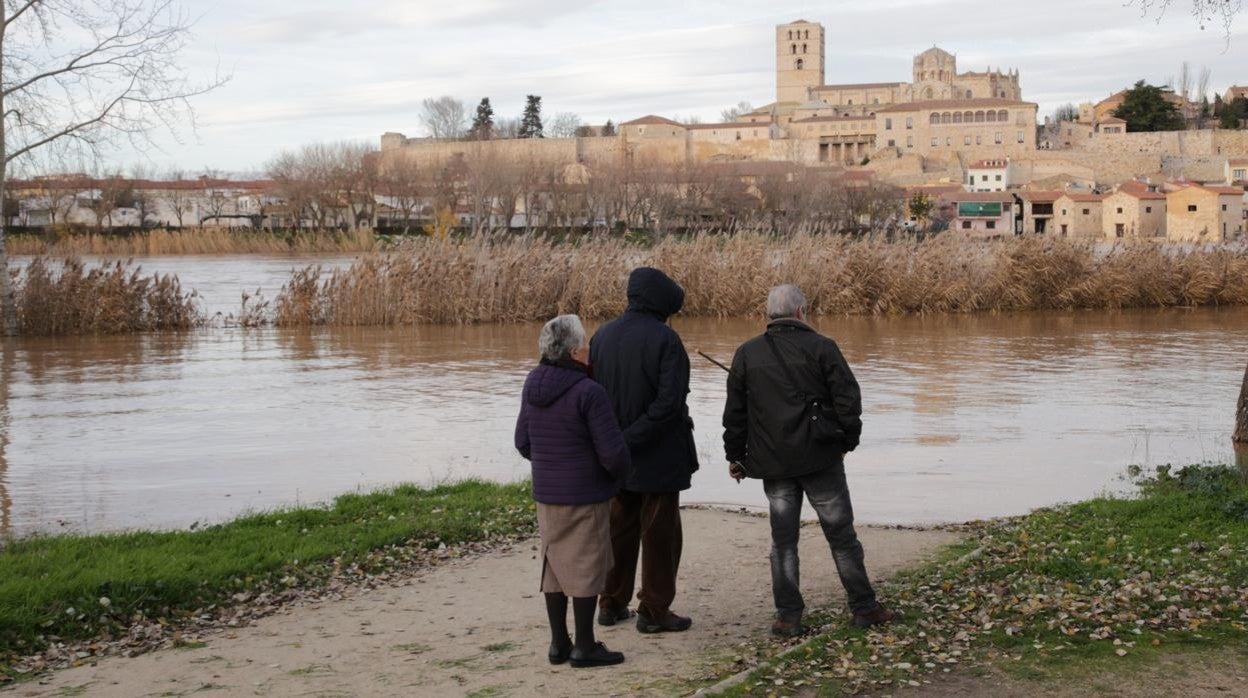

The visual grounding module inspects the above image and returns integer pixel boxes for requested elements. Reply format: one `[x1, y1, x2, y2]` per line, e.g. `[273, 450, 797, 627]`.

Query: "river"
[1, 255, 1245, 536]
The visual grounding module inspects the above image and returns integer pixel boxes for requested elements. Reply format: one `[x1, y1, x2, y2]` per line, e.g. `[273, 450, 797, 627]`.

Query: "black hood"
[525, 362, 587, 408]
[625, 267, 685, 319]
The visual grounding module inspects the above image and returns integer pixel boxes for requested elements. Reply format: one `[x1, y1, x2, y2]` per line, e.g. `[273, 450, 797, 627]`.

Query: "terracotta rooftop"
[876, 98, 1036, 113]
[1201, 185, 1247, 195]
[1099, 116, 1127, 124]
[1228, 158, 1248, 166]
[620, 115, 684, 127]
[1017, 190, 1062, 202]
[1116, 181, 1166, 200]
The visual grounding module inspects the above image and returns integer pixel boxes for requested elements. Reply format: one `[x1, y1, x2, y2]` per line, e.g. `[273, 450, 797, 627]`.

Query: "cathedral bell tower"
[776, 20, 824, 104]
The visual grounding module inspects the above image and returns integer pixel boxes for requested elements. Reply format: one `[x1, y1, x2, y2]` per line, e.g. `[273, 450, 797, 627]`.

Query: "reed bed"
[14, 257, 202, 335]
[271, 234, 1248, 326]
[7, 227, 379, 256]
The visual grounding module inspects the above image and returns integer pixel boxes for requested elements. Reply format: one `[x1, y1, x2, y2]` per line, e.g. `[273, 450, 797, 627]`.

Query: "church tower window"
[795, 58, 804, 70]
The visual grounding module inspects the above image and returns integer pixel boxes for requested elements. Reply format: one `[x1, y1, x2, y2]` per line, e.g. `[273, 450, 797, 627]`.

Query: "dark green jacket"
[721, 319, 863, 480]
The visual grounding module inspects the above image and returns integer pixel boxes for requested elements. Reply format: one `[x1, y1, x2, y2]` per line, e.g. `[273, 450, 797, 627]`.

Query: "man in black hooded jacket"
[591, 267, 698, 634]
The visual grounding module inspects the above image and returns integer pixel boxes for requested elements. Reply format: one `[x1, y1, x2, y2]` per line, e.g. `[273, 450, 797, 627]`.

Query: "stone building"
[1101, 181, 1167, 239]
[950, 191, 1016, 237]
[1166, 184, 1245, 241]
[1053, 193, 1105, 237]
[1017, 190, 1060, 235]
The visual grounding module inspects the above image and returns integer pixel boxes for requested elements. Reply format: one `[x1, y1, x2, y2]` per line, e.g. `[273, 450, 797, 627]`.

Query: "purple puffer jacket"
[515, 360, 631, 505]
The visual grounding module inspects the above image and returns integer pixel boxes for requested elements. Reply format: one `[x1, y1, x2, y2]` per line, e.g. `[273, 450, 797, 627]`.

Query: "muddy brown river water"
[2, 256, 1246, 536]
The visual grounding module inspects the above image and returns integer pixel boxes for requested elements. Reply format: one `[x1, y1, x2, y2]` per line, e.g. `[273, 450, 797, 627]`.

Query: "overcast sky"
[113, 0, 1247, 174]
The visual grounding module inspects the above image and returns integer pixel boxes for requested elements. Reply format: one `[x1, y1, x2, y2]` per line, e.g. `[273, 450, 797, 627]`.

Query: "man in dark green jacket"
[722, 284, 894, 638]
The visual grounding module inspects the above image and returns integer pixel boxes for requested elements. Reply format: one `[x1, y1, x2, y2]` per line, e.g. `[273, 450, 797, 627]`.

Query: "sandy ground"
[7, 509, 957, 698]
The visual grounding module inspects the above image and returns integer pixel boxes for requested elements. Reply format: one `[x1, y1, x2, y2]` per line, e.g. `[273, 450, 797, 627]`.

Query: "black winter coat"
[722, 319, 863, 480]
[590, 267, 699, 493]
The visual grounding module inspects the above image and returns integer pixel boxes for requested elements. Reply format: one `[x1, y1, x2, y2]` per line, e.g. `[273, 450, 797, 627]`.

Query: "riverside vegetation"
[10, 233, 1248, 334]
[7, 227, 380, 256]
[0, 481, 535, 683]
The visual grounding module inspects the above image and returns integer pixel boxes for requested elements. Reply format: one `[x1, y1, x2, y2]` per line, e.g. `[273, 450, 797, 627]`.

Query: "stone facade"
[1102, 183, 1167, 239]
[1166, 185, 1245, 241]
[777, 20, 825, 104]
[1053, 193, 1105, 237]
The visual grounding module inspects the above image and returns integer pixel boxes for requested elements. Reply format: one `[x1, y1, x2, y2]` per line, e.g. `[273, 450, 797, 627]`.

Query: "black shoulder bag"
[763, 333, 849, 449]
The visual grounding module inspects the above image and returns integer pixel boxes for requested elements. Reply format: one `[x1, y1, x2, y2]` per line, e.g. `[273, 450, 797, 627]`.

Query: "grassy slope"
[721, 464, 1248, 696]
[0, 480, 534, 673]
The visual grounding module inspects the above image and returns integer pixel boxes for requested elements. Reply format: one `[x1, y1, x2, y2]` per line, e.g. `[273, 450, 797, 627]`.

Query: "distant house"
[950, 191, 1015, 237]
[1165, 184, 1245, 242]
[965, 158, 1014, 192]
[1052, 193, 1106, 238]
[1102, 181, 1167, 239]
[1017, 190, 1061, 235]
[1224, 85, 1248, 105]
[1228, 158, 1248, 186]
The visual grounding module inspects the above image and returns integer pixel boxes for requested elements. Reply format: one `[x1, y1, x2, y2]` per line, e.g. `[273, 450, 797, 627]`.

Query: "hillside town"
[6, 18, 1248, 241]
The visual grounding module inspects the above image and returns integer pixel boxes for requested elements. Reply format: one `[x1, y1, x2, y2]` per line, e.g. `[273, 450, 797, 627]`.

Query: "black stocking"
[544, 592, 570, 647]
[572, 596, 597, 652]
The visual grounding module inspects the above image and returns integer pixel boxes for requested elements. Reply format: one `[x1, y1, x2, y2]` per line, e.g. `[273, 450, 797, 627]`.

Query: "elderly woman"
[515, 314, 631, 668]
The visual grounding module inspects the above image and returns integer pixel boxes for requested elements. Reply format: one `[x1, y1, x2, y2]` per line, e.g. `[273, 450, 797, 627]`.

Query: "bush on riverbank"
[15, 257, 202, 334]
[718, 464, 1248, 696]
[0, 480, 535, 680]
[273, 234, 1248, 325]
[7, 227, 379, 256]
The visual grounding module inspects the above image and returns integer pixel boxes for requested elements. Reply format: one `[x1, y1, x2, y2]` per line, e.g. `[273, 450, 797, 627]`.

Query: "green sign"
[958, 202, 1002, 217]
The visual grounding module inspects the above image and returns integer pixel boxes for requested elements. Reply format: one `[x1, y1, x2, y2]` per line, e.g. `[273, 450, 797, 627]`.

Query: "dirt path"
[9, 509, 958, 698]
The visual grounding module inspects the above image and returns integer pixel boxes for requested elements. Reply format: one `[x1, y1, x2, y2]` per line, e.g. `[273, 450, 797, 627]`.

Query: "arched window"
[974, 111, 985, 122]
[997, 110, 1008, 122]
[792, 44, 797, 54]
[795, 58, 804, 70]
[930, 113, 940, 125]
[847, 99, 852, 105]
[965, 89, 972, 99]
[986, 110, 997, 122]
[787, 30, 792, 39]
[802, 43, 807, 54]
[941, 112, 952, 124]
[923, 87, 934, 99]
[953, 111, 963, 123]
[804, 30, 809, 39]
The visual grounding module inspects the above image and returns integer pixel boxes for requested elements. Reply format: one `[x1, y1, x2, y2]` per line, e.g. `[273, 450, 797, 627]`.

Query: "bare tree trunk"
[1235, 359, 1248, 444]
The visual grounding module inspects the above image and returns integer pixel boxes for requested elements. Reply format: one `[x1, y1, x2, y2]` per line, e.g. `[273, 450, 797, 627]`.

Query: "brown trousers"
[599, 490, 682, 619]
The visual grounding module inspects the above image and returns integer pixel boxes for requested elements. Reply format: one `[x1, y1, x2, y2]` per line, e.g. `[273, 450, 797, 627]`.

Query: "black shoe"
[771, 617, 805, 639]
[597, 606, 635, 627]
[548, 635, 573, 665]
[636, 610, 693, 634]
[569, 641, 625, 668]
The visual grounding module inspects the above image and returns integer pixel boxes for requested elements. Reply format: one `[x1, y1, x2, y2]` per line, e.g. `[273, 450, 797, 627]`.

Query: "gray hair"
[539, 314, 586, 362]
[766, 284, 807, 320]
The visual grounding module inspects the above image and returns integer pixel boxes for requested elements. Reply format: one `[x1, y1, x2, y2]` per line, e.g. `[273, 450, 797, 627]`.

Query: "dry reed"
[15, 257, 202, 335]
[7, 228, 379, 256]
[270, 234, 1248, 326]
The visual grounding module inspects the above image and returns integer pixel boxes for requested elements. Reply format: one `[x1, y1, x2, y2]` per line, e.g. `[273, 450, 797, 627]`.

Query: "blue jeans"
[763, 466, 878, 620]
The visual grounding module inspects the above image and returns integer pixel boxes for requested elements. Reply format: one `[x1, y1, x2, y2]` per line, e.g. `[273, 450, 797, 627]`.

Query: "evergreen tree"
[519, 95, 543, 139]
[601, 119, 616, 137]
[1222, 96, 1248, 129]
[1111, 80, 1186, 132]
[469, 98, 494, 140]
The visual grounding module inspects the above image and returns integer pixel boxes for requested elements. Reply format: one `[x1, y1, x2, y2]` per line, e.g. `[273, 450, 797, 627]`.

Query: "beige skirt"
[537, 501, 613, 597]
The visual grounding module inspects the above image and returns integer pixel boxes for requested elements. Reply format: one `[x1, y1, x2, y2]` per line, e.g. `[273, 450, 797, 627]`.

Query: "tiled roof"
[1203, 185, 1246, 195]
[1018, 190, 1062, 202]
[1116, 181, 1166, 200]
[621, 115, 684, 127]
[1061, 193, 1106, 202]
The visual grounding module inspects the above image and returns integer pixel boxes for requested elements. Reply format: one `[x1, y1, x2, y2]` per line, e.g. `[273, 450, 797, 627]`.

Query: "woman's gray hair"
[766, 284, 807, 320]
[539, 314, 587, 362]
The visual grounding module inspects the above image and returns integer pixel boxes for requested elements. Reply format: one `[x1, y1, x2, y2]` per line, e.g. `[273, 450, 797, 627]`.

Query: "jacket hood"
[525, 362, 587, 408]
[626, 267, 685, 318]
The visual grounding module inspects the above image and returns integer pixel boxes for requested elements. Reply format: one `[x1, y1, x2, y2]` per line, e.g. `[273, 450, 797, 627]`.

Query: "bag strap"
[763, 333, 808, 404]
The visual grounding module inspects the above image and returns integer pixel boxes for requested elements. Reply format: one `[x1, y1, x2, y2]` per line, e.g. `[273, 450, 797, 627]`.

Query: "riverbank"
[0, 507, 958, 697]
[7, 228, 381, 256]
[0, 480, 535, 683]
[713, 463, 1248, 696]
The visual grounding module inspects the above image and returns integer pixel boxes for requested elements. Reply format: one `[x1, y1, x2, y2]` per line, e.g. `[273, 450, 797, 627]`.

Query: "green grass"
[0, 480, 535, 677]
[721, 464, 1248, 696]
